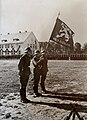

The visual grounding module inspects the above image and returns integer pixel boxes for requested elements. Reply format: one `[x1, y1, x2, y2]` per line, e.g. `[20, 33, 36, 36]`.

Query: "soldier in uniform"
[32, 50, 42, 97]
[18, 47, 32, 103]
[39, 50, 48, 93]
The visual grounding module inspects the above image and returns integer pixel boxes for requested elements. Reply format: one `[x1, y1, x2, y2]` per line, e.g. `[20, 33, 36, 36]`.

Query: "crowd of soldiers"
[18, 47, 48, 103]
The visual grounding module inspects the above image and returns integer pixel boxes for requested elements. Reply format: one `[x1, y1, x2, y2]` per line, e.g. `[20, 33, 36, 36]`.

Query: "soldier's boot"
[41, 79, 46, 91]
[20, 89, 24, 101]
[20, 88, 31, 103]
[33, 85, 42, 97]
[41, 78, 48, 94]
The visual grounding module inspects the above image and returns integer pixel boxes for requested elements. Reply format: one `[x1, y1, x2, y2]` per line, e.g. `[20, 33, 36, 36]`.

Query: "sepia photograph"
[0, 0, 87, 119]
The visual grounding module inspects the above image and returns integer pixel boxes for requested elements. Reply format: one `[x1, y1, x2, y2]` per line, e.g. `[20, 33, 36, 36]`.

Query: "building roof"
[0, 31, 31, 44]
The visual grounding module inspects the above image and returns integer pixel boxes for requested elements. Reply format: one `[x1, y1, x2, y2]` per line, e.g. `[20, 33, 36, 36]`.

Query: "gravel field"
[0, 59, 87, 120]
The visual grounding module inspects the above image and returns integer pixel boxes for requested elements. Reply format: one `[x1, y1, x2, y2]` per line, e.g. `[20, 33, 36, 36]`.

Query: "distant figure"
[18, 47, 32, 103]
[32, 50, 42, 97]
[39, 50, 48, 93]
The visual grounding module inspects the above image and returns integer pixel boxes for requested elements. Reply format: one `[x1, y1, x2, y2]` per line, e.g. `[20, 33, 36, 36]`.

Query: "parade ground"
[0, 60, 87, 120]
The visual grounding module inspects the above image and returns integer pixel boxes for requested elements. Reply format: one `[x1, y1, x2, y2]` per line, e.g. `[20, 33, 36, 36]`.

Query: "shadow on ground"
[41, 91, 87, 102]
[29, 91, 87, 113]
[30, 101, 87, 113]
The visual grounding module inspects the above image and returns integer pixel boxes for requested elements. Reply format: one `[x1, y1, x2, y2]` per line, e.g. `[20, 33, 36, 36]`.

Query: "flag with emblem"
[50, 17, 74, 49]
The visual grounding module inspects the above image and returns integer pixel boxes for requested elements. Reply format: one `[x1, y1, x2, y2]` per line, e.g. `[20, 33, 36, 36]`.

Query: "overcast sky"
[1, 0, 87, 45]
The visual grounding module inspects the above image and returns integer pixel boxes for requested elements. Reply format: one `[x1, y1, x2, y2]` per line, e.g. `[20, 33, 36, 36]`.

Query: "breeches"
[20, 75, 29, 89]
[33, 69, 40, 93]
[40, 73, 47, 91]
[41, 74, 46, 81]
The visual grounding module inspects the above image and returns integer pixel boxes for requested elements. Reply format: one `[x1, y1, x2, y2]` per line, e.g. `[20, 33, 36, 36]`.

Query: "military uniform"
[18, 47, 32, 103]
[32, 50, 42, 96]
[37, 53, 48, 92]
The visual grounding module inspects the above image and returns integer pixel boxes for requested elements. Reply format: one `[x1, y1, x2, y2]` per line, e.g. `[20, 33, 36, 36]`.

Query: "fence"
[0, 54, 87, 60]
[47, 54, 87, 60]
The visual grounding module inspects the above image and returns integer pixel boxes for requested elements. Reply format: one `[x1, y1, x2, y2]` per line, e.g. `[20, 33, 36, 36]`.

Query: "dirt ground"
[0, 60, 87, 120]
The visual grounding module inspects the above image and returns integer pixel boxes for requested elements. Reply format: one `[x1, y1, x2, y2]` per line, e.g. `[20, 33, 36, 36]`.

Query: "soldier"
[18, 47, 32, 103]
[39, 50, 48, 93]
[32, 50, 42, 97]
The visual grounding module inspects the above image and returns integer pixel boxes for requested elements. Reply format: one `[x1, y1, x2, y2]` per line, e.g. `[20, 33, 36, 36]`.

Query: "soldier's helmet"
[24, 47, 32, 53]
[34, 50, 40, 55]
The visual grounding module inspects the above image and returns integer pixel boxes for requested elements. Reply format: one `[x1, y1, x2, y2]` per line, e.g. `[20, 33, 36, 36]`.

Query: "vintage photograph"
[0, 0, 87, 120]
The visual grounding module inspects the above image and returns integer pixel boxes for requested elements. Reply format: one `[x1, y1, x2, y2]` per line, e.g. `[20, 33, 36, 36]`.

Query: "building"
[0, 31, 39, 56]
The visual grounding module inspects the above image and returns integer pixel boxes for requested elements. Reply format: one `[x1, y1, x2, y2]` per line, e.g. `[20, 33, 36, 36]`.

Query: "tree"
[74, 42, 82, 54]
[82, 43, 87, 53]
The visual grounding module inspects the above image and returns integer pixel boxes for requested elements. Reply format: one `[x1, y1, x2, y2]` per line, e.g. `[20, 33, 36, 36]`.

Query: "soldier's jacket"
[18, 53, 31, 76]
[32, 55, 41, 72]
[37, 54, 48, 75]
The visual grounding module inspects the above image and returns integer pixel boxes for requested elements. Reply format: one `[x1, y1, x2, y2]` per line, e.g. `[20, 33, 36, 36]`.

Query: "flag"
[50, 18, 74, 48]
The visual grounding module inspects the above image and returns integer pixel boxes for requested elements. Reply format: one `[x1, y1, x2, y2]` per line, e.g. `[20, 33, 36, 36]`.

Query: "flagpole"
[45, 12, 61, 51]
[58, 12, 60, 18]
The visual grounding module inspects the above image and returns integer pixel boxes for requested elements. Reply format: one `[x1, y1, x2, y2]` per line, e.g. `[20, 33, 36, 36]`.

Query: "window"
[5, 45, 7, 48]
[5, 44, 9, 48]
[0, 49, 3, 55]
[13, 38, 19, 41]
[5, 49, 9, 55]
[11, 44, 13, 48]
[8, 44, 9, 48]
[1, 40, 7, 42]
[11, 48, 15, 55]
[1, 45, 3, 48]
